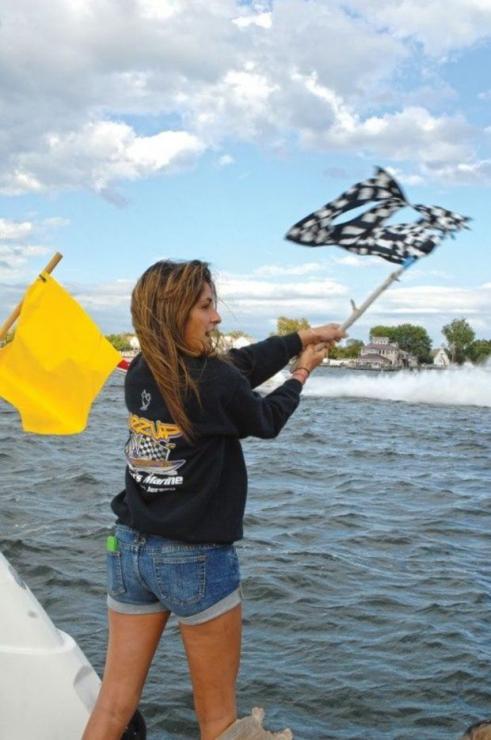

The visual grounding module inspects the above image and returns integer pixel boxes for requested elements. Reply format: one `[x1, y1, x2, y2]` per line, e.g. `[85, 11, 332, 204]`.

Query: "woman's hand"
[298, 323, 347, 348]
[292, 343, 328, 379]
[291, 324, 346, 384]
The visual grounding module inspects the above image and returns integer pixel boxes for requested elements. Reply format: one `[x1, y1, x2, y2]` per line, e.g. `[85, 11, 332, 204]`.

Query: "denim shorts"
[106, 524, 241, 625]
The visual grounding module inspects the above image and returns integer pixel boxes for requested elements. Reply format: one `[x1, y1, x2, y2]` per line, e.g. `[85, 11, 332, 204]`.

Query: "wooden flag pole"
[341, 257, 416, 332]
[0, 252, 63, 342]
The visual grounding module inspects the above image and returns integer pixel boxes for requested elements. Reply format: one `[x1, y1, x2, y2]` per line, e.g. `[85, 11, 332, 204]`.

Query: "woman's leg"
[180, 604, 242, 740]
[82, 608, 170, 740]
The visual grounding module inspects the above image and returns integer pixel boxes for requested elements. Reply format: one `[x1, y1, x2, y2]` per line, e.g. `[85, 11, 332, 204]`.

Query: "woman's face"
[184, 282, 221, 352]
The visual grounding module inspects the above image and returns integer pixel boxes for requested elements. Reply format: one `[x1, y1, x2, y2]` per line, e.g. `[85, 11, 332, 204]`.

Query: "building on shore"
[323, 357, 351, 367]
[356, 336, 418, 369]
[120, 334, 140, 359]
[431, 347, 451, 367]
[219, 333, 255, 351]
[120, 332, 256, 359]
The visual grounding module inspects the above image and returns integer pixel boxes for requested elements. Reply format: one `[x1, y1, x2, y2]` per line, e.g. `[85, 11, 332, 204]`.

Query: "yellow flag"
[0, 273, 121, 434]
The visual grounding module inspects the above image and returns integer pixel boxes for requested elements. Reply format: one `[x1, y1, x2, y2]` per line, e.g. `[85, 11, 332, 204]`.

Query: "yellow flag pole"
[0, 252, 63, 342]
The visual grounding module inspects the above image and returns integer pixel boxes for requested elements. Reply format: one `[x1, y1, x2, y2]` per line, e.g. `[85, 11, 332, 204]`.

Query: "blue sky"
[1, 0, 490, 345]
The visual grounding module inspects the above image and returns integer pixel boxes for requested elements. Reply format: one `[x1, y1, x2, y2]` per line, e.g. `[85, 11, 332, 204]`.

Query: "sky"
[1, 0, 491, 346]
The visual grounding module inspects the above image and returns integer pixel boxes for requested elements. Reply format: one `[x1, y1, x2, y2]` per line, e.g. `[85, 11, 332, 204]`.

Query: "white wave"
[303, 363, 491, 408]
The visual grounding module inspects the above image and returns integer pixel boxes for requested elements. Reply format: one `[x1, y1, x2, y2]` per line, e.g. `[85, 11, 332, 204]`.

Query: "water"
[1, 367, 490, 739]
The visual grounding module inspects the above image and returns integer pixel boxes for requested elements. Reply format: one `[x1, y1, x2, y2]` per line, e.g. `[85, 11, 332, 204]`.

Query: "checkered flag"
[285, 167, 470, 264]
[125, 432, 171, 463]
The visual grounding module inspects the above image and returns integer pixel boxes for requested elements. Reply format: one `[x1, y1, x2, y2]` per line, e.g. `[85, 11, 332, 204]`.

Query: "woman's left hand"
[298, 323, 347, 348]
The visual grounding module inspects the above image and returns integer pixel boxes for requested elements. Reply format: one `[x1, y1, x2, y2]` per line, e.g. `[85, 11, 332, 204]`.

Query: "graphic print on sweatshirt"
[125, 414, 186, 492]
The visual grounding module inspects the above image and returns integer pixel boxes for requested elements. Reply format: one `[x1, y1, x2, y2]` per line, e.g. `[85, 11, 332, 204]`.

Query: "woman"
[83, 259, 345, 740]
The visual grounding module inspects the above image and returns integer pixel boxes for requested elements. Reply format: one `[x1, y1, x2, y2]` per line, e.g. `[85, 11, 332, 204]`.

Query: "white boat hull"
[0, 551, 101, 739]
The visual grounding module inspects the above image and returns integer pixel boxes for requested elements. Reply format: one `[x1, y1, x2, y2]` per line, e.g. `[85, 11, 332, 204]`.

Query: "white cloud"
[215, 274, 491, 339]
[333, 254, 380, 268]
[217, 274, 347, 300]
[253, 262, 327, 277]
[405, 268, 453, 281]
[0, 218, 66, 281]
[386, 167, 425, 187]
[41, 217, 70, 229]
[234, 11, 272, 29]
[217, 154, 235, 167]
[137, 0, 181, 22]
[0, 0, 489, 194]
[212, 271, 351, 332]
[319, 106, 474, 166]
[346, 0, 491, 56]
[0, 122, 205, 196]
[0, 246, 51, 280]
[0, 219, 34, 241]
[383, 283, 491, 315]
[0, 245, 49, 259]
[184, 69, 280, 142]
[73, 279, 134, 309]
[420, 158, 491, 184]
[5, 265, 486, 341]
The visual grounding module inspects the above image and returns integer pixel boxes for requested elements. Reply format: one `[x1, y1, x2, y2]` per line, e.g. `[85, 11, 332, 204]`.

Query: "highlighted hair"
[131, 259, 216, 441]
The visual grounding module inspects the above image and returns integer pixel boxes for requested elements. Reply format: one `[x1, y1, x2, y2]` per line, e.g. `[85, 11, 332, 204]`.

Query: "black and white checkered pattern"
[285, 168, 470, 264]
[125, 432, 170, 463]
[413, 204, 470, 235]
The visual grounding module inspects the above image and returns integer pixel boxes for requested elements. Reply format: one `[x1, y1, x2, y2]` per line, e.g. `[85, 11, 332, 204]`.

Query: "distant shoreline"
[318, 363, 448, 372]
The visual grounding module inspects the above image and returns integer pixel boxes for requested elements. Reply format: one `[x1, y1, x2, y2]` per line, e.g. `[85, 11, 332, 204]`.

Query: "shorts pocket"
[106, 552, 126, 597]
[153, 553, 206, 606]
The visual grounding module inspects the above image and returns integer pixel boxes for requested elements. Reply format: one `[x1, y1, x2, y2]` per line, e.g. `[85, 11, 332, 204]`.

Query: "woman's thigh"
[180, 603, 242, 712]
[102, 609, 170, 693]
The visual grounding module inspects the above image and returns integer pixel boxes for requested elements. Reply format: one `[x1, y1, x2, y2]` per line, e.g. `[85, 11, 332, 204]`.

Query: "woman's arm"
[226, 342, 329, 439]
[227, 333, 302, 389]
[227, 324, 345, 388]
[226, 372, 302, 438]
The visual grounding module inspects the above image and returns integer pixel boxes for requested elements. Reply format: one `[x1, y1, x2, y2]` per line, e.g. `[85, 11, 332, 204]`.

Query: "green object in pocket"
[106, 535, 119, 553]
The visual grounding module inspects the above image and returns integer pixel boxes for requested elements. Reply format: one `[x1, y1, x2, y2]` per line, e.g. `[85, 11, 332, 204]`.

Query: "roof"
[358, 353, 392, 364]
[364, 342, 399, 351]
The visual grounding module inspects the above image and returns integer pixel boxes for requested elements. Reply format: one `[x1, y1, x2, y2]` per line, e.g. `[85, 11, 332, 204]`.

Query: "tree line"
[2, 315, 488, 365]
[105, 333, 134, 352]
[274, 316, 491, 365]
[100, 318, 491, 365]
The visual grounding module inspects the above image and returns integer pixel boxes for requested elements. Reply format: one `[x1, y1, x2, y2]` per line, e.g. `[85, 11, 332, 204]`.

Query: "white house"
[432, 347, 450, 367]
[357, 336, 418, 369]
[219, 334, 255, 351]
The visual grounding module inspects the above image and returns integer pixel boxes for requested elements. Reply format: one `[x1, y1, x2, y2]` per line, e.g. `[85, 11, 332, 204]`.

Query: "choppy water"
[1, 366, 490, 739]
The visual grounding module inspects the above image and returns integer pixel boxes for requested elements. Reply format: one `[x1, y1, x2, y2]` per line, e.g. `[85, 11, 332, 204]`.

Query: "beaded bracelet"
[291, 368, 310, 384]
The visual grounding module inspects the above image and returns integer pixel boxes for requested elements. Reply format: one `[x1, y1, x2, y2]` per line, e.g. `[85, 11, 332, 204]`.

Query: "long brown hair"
[131, 259, 216, 440]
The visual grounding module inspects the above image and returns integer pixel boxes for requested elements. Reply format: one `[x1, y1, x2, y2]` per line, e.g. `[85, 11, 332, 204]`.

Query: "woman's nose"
[213, 310, 221, 325]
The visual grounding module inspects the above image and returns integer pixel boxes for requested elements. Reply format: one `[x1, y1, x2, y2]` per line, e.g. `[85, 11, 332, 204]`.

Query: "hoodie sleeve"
[225, 372, 303, 439]
[227, 333, 302, 389]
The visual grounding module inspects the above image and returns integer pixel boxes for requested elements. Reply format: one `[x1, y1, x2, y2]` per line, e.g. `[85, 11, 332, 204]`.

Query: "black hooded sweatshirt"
[111, 332, 303, 543]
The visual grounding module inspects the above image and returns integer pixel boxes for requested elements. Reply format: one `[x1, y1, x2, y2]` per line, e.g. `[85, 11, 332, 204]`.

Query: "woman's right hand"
[293, 342, 328, 375]
[298, 323, 346, 348]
